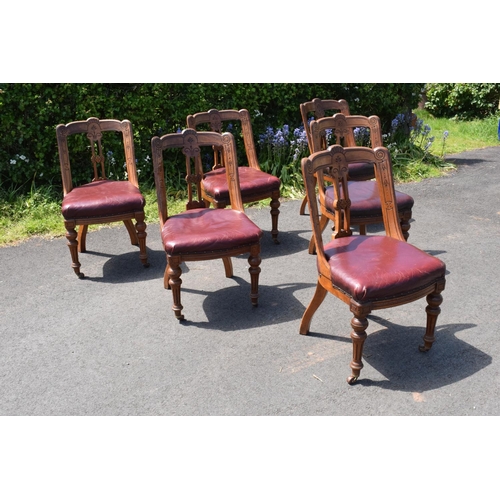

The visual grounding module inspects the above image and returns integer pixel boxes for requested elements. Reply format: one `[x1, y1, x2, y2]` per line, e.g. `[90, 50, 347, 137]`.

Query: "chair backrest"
[151, 129, 243, 228]
[56, 117, 138, 195]
[301, 145, 404, 263]
[309, 114, 384, 155]
[300, 98, 352, 153]
[186, 109, 260, 171]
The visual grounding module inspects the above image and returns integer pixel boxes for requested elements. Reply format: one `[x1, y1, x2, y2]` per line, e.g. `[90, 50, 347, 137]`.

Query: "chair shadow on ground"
[80, 225, 312, 283]
[177, 276, 315, 332]
[82, 248, 166, 283]
[307, 315, 489, 392]
[253, 228, 312, 258]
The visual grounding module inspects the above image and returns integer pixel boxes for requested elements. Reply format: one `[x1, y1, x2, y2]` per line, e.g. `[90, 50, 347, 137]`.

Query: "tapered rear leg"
[308, 213, 329, 254]
[222, 257, 233, 278]
[299, 194, 308, 215]
[419, 290, 443, 352]
[77, 224, 88, 253]
[299, 281, 328, 335]
[124, 219, 139, 245]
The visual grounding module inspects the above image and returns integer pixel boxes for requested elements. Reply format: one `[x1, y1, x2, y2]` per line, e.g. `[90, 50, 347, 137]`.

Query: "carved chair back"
[56, 117, 139, 195]
[151, 129, 244, 228]
[300, 98, 352, 153]
[309, 113, 383, 161]
[302, 144, 405, 271]
[186, 109, 260, 171]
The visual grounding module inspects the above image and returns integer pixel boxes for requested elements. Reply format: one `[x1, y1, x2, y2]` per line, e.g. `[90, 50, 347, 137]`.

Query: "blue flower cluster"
[259, 124, 309, 164]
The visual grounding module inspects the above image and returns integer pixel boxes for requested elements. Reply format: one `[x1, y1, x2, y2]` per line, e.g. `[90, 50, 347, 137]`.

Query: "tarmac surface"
[1, 146, 500, 416]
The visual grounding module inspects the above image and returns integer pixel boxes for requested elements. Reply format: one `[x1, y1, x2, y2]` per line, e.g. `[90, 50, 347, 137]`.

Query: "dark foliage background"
[0, 83, 424, 193]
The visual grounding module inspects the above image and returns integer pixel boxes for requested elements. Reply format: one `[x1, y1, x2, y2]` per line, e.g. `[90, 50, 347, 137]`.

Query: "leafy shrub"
[425, 83, 500, 120]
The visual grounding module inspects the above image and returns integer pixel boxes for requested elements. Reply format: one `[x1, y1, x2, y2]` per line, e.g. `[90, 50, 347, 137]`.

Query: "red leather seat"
[323, 235, 445, 302]
[202, 167, 281, 202]
[324, 181, 414, 219]
[162, 208, 262, 255]
[61, 180, 145, 219]
[345, 161, 375, 180]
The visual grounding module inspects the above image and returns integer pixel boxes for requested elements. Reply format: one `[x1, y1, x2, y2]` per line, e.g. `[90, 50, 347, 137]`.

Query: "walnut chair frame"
[151, 129, 262, 320]
[299, 98, 375, 215]
[186, 108, 281, 244]
[56, 117, 149, 278]
[307, 113, 414, 253]
[300, 145, 446, 385]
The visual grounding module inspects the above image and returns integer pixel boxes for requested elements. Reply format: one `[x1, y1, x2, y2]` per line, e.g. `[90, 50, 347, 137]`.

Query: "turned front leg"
[248, 244, 261, 306]
[419, 290, 443, 352]
[270, 191, 280, 244]
[65, 220, 83, 278]
[167, 255, 184, 320]
[135, 213, 149, 268]
[347, 304, 371, 385]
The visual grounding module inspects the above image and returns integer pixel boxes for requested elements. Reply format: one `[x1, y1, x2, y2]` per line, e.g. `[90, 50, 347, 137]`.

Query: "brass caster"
[143, 262, 150, 268]
[347, 376, 358, 385]
[418, 344, 431, 352]
[77, 272, 85, 279]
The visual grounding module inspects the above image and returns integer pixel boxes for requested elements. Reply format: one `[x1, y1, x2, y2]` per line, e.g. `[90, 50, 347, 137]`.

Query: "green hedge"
[425, 83, 500, 120]
[0, 83, 423, 193]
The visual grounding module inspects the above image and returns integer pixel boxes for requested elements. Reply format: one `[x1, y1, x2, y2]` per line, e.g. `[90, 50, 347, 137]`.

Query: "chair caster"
[347, 376, 358, 385]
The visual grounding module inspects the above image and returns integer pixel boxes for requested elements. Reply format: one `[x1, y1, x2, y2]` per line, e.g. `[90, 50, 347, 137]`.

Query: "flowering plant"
[383, 112, 451, 181]
[258, 124, 309, 195]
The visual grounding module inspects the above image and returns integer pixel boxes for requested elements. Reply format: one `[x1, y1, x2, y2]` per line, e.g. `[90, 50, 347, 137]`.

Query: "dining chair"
[300, 144, 446, 384]
[299, 98, 375, 215]
[186, 108, 281, 244]
[56, 117, 149, 278]
[307, 113, 414, 253]
[151, 128, 262, 320]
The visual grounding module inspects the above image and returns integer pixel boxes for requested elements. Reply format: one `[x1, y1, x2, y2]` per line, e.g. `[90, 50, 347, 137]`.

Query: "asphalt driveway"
[1, 146, 499, 415]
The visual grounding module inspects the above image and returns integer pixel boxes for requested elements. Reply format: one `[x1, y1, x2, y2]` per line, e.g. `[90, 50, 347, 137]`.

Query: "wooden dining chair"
[300, 144, 446, 385]
[307, 113, 414, 253]
[186, 108, 281, 244]
[56, 117, 149, 278]
[151, 128, 263, 320]
[299, 98, 375, 215]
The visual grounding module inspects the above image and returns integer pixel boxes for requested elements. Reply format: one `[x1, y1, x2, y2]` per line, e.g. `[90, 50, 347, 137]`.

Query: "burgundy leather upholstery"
[347, 161, 375, 181]
[203, 166, 281, 202]
[323, 235, 446, 302]
[162, 208, 263, 255]
[62, 180, 145, 219]
[325, 181, 414, 218]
